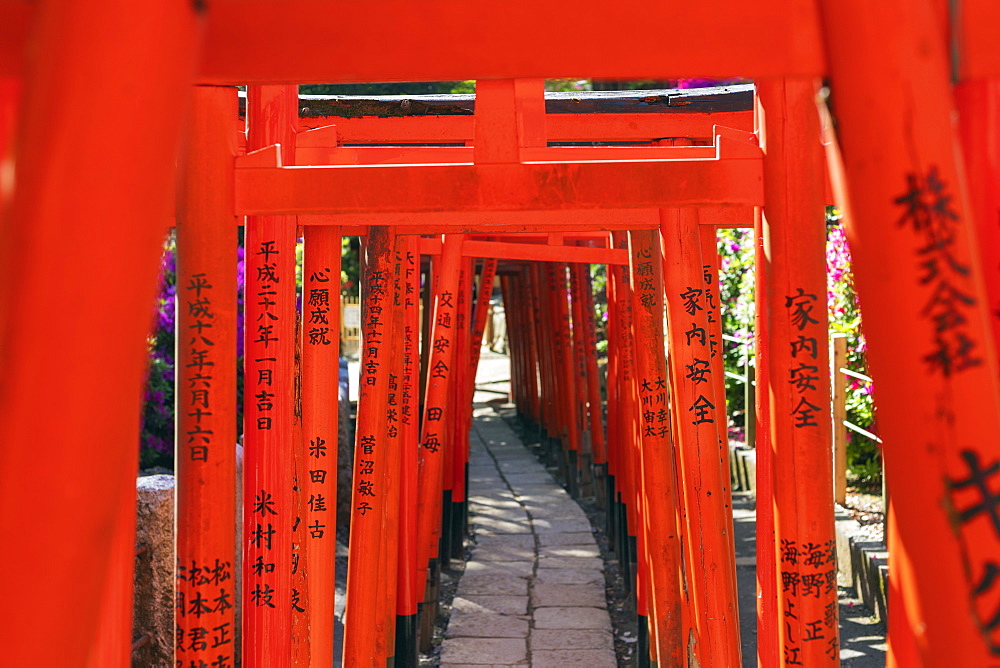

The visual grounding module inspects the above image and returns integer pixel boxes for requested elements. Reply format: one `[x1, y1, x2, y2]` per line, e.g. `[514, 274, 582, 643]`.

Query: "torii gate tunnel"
[3, 1, 1000, 666]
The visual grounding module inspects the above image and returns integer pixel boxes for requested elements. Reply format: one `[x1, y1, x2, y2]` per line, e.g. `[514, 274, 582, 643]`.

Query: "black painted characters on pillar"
[894, 166, 982, 376]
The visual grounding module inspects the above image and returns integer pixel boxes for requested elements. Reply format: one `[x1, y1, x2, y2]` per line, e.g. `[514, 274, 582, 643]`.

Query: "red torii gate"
[2, 1, 1000, 667]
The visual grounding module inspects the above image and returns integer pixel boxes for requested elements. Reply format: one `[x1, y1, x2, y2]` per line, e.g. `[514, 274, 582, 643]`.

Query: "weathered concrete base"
[133, 474, 175, 667]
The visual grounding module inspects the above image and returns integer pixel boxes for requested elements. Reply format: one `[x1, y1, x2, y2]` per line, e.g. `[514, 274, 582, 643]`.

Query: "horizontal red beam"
[298, 209, 664, 232]
[1, 1, 825, 81]
[199, 0, 826, 83]
[295, 144, 722, 166]
[417, 237, 629, 264]
[237, 158, 763, 216]
[296, 111, 755, 144]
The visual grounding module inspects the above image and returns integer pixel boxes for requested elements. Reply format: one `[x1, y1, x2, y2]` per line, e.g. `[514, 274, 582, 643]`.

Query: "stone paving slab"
[453, 595, 530, 616]
[532, 568, 605, 586]
[531, 629, 614, 650]
[530, 649, 618, 667]
[531, 583, 608, 608]
[536, 555, 604, 570]
[457, 574, 530, 597]
[439, 638, 528, 665]
[464, 560, 534, 578]
[532, 606, 613, 631]
[440, 407, 614, 668]
[446, 612, 530, 639]
[536, 532, 597, 547]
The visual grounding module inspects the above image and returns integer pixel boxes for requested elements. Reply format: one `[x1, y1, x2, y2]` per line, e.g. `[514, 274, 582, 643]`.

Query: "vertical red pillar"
[661, 208, 741, 666]
[396, 235, 421, 663]
[956, 80, 1000, 368]
[0, 2, 201, 664]
[302, 225, 342, 667]
[416, 234, 465, 604]
[757, 79, 838, 667]
[577, 262, 607, 469]
[448, 258, 472, 558]
[752, 205, 778, 668]
[820, 1, 1000, 661]
[243, 84, 297, 668]
[628, 229, 684, 666]
[569, 261, 595, 492]
[176, 85, 239, 668]
[0, 76, 18, 196]
[344, 226, 398, 666]
[378, 236, 406, 662]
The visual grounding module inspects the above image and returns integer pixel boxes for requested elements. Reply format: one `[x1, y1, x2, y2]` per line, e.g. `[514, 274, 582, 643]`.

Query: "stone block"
[536, 532, 597, 547]
[446, 612, 529, 638]
[533, 607, 612, 631]
[531, 583, 607, 608]
[531, 628, 614, 650]
[533, 568, 604, 586]
[530, 649, 617, 667]
[439, 637, 527, 665]
[457, 574, 530, 597]
[464, 560, 534, 578]
[453, 595, 529, 616]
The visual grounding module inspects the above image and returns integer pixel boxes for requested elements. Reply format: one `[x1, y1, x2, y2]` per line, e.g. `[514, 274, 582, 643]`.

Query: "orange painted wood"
[450, 259, 472, 507]
[298, 144, 725, 166]
[751, 206, 779, 668]
[954, 0, 1000, 80]
[299, 208, 664, 233]
[297, 207, 754, 232]
[243, 84, 298, 668]
[757, 78, 838, 667]
[611, 231, 641, 538]
[235, 159, 764, 216]
[576, 262, 607, 464]
[416, 235, 465, 572]
[550, 263, 581, 454]
[425, 238, 629, 265]
[377, 235, 406, 661]
[344, 226, 397, 666]
[0, 0, 200, 662]
[661, 208, 741, 666]
[2, 1, 827, 83]
[956, 80, 1000, 373]
[301, 225, 342, 666]
[398, 236, 421, 615]
[0, 76, 17, 194]
[298, 111, 754, 145]
[193, 0, 825, 84]
[820, 0, 1000, 661]
[628, 229, 684, 665]
[569, 262, 593, 465]
[176, 85, 239, 668]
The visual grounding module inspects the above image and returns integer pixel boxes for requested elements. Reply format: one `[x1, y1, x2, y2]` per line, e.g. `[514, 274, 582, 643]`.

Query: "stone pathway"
[439, 407, 616, 668]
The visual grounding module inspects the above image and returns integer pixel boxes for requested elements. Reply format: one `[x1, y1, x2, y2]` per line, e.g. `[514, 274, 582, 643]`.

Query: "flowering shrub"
[139, 234, 246, 470]
[140, 235, 176, 469]
[716, 209, 879, 483]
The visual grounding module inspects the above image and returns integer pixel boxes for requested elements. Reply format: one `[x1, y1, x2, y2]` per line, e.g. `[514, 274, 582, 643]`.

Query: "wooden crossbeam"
[7, 3, 1000, 82]
[295, 144, 722, 166]
[236, 159, 762, 216]
[297, 111, 754, 144]
[298, 206, 754, 233]
[417, 237, 628, 264]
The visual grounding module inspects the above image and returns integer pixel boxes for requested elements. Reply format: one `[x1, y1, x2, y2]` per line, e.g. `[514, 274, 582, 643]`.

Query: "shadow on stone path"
[439, 406, 616, 668]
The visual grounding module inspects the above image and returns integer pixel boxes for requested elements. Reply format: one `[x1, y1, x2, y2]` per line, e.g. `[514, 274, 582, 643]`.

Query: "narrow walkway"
[440, 406, 616, 668]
